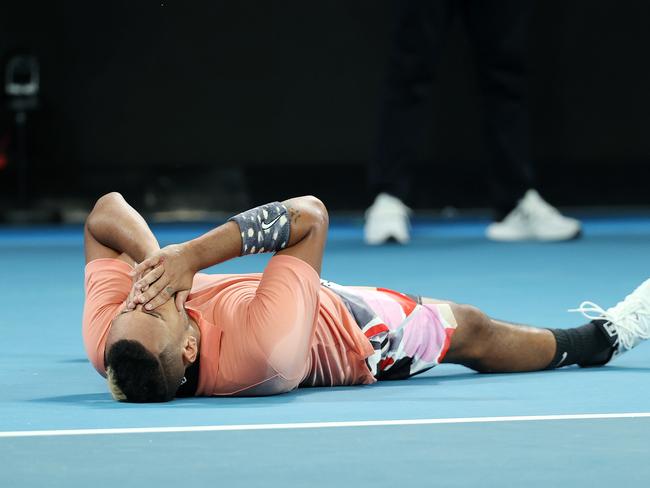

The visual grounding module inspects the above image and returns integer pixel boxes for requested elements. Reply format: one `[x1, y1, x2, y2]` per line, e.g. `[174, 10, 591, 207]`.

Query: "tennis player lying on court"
[83, 192, 650, 402]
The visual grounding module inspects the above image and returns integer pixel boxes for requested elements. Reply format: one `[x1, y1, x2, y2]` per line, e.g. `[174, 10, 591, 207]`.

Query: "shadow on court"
[28, 364, 650, 410]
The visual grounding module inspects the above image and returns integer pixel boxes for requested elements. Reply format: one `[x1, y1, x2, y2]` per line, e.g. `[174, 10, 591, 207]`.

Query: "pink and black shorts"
[321, 282, 458, 380]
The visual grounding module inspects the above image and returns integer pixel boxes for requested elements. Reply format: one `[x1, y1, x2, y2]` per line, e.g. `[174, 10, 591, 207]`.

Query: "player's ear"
[182, 336, 198, 366]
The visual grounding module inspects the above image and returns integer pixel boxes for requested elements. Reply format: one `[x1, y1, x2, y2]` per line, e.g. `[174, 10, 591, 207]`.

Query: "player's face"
[107, 298, 190, 359]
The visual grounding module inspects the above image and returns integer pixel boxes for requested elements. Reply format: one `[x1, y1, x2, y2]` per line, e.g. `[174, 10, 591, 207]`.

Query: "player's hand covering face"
[128, 243, 198, 312]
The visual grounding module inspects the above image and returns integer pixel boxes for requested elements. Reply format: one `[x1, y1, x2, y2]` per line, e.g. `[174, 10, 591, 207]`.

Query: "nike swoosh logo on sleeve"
[261, 215, 282, 230]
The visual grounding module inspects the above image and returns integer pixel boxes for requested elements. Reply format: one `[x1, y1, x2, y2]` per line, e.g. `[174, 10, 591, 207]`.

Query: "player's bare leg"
[434, 300, 556, 372]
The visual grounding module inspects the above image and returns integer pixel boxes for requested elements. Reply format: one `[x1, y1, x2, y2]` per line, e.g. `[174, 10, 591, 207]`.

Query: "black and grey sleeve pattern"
[228, 202, 291, 255]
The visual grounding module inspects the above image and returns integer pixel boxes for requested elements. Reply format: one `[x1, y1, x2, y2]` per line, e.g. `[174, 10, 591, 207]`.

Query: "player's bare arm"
[84, 192, 160, 265]
[130, 195, 328, 311]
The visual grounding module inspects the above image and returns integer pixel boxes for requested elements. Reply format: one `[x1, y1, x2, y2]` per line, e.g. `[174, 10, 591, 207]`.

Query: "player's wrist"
[181, 239, 206, 273]
[137, 241, 160, 263]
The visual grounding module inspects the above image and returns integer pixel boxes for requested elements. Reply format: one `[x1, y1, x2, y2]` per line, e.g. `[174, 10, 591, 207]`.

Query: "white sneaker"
[364, 193, 411, 245]
[571, 279, 650, 361]
[486, 189, 581, 241]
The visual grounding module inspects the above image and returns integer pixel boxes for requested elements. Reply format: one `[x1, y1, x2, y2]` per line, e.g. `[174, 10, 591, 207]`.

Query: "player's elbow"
[94, 192, 124, 209]
[301, 195, 329, 232]
[87, 192, 124, 229]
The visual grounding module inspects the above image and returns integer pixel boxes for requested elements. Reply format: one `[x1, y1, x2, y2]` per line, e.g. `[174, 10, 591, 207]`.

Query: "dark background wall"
[1, 0, 650, 213]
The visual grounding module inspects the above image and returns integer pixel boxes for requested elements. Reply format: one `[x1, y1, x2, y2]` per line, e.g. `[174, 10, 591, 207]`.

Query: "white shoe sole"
[486, 224, 582, 242]
[364, 229, 410, 245]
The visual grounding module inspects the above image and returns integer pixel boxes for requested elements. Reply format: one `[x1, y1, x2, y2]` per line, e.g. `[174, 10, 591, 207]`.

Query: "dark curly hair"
[105, 339, 183, 402]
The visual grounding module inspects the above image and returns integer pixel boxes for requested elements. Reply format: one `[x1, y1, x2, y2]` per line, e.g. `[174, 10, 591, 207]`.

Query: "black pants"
[369, 0, 535, 218]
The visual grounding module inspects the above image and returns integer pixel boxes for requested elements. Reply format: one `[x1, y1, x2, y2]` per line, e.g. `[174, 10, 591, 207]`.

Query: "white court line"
[1, 412, 650, 439]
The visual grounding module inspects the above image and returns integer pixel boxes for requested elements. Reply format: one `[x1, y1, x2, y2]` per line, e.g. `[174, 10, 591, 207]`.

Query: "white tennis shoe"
[486, 189, 581, 242]
[571, 278, 650, 361]
[364, 193, 411, 245]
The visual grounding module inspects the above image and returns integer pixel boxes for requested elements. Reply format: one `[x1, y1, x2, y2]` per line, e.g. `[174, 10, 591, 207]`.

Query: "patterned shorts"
[322, 282, 458, 380]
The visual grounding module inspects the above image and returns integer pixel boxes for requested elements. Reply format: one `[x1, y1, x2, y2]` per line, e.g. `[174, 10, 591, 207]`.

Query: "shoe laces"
[569, 295, 650, 351]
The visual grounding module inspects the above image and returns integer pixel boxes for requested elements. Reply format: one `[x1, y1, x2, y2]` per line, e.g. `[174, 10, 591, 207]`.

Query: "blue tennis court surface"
[1, 217, 650, 487]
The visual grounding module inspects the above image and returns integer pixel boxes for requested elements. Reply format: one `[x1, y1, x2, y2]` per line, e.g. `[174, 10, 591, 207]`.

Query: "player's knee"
[455, 304, 488, 330]
[451, 304, 492, 357]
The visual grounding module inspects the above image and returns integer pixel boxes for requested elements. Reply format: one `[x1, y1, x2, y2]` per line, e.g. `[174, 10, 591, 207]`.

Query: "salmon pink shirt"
[83, 255, 376, 396]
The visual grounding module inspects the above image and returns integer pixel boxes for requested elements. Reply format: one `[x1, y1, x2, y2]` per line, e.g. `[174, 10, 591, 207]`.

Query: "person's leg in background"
[365, 0, 456, 245]
[464, 0, 582, 241]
